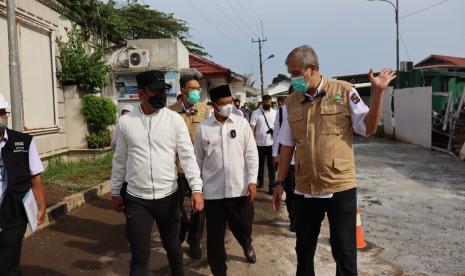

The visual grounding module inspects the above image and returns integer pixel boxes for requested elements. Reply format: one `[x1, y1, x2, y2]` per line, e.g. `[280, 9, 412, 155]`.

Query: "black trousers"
[125, 192, 183, 276]
[295, 188, 357, 276]
[205, 197, 254, 276]
[284, 165, 296, 225]
[177, 174, 205, 247]
[257, 146, 275, 191]
[0, 223, 27, 276]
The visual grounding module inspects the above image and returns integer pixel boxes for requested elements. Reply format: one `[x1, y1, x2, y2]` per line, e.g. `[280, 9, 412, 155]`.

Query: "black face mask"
[148, 93, 167, 109]
[263, 104, 271, 110]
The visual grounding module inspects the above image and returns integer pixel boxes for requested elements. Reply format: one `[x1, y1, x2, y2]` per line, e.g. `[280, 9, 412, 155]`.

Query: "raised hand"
[369, 68, 396, 93]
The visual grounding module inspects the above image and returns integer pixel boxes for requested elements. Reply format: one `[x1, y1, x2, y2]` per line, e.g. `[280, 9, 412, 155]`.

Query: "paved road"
[355, 139, 465, 275]
[21, 138, 465, 275]
[20, 190, 398, 275]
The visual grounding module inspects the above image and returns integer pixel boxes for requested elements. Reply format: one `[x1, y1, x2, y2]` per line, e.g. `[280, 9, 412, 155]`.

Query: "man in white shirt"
[194, 85, 259, 276]
[272, 45, 395, 276]
[0, 93, 46, 276]
[272, 94, 296, 232]
[250, 94, 277, 194]
[110, 104, 134, 150]
[111, 70, 204, 276]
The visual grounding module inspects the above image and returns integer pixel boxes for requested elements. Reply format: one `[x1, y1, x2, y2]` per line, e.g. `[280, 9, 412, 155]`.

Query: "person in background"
[111, 104, 134, 150]
[241, 102, 252, 122]
[272, 93, 296, 232]
[0, 93, 46, 275]
[250, 94, 277, 195]
[195, 85, 259, 276]
[111, 70, 204, 276]
[169, 70, 210, 259]
[234, 98, 242, 112]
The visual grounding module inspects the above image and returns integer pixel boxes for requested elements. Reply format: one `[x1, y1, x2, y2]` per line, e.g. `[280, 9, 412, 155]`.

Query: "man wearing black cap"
[110, 70, 204, 276]
[194, 85, 259, 276]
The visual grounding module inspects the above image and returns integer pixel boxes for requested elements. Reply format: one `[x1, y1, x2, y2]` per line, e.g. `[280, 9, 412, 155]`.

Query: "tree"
[56, 0, 208, 56]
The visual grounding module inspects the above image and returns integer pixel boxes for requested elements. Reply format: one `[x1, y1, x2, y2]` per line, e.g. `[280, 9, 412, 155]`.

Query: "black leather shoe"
[189, 244, 202, 259]
[243, 245, 256, 263]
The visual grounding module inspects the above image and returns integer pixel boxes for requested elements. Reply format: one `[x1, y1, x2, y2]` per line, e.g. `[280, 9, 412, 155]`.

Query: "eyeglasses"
[0, 111, 10, 116]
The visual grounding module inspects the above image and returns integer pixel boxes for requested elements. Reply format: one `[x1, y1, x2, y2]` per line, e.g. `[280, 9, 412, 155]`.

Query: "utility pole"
[252, 37, 267, 98]
[6, 0, 24, 131]
[395, 0, 400, 89]
[368, 0, 400, 88]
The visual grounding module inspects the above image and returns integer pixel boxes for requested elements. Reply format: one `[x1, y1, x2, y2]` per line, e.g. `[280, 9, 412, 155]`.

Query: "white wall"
[394, 87, 432, 148]
[128, 38, 188, 70]
[382, 87, 394, 135]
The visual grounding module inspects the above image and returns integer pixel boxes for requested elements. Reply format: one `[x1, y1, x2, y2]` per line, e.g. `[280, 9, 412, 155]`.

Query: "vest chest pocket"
[319, 105, 347, 135]
[288, 111, 305, 140]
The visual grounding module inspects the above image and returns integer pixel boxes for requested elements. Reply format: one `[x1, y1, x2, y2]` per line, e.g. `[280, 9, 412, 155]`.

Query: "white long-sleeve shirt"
[194, 113, 258, 200]
[250, 108, 277, 146]
[111, 106, 203, 200]
[272, 105, 295, 165]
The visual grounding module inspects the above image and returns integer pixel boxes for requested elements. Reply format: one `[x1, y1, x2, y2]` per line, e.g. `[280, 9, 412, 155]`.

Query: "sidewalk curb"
[25, 180, 111, 238]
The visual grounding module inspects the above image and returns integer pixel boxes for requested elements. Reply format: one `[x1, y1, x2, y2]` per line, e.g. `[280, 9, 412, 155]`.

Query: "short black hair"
[262, 94, 272, 101]
[234, 99, 240, 103]
[179, 74, 199, 89]
[277, 96, 286, 103]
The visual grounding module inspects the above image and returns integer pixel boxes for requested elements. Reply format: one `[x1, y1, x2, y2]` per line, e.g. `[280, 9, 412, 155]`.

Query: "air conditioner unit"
[128, 49, 150, 68]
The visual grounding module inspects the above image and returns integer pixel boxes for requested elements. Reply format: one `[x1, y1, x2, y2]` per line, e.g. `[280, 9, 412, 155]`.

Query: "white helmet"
[0, 94, 9, 110]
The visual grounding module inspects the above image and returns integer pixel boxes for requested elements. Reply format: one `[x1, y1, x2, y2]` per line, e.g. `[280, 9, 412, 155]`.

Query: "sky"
[139, 0, 464, 87]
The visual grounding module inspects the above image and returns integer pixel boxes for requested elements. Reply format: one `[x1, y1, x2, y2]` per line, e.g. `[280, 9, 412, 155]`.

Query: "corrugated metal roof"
[189, 54, 230, 76]
[415, 54, 465, 68]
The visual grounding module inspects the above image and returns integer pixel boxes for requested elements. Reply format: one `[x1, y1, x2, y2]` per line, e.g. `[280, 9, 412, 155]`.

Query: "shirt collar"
[181, 100, 197, 115]
[1, 130, 8, 142]
[304, 77, 324, 102]
[211, 113, 236, 125]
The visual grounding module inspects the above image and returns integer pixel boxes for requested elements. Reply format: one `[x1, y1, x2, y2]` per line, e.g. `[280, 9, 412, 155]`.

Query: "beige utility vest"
[286, 78, 357, 195]
[169, 100, 211, 173]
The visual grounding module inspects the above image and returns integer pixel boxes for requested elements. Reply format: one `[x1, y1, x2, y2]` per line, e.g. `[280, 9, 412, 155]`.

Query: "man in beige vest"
[169, 70, 210, 259]
[272, 45, 395, 276]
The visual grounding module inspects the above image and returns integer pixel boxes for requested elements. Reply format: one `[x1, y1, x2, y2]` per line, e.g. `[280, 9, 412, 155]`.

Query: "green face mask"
[291, 76, 309, 93]
[188, 89, 201, 105]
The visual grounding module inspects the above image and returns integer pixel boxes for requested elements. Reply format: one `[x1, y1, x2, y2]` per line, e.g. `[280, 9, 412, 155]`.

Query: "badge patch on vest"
[334, 94, 342, 104]
[350, 93, 361, 104]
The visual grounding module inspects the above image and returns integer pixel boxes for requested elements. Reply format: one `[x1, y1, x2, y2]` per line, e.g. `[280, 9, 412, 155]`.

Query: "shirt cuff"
[111, 182, 122, 196]
[248, 175, 258, 184]
[190, 184, 203, 193]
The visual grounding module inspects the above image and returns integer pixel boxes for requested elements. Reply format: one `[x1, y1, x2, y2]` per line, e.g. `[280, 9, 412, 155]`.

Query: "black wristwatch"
[274, 181, 285, 189]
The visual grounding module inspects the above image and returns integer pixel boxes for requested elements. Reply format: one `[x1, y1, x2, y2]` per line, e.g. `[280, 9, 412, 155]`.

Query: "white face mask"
[216, 103, 233, 118]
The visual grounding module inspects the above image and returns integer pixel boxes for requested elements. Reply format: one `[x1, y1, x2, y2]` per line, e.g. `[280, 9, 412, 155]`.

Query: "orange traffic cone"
[356, 208, 367, 250]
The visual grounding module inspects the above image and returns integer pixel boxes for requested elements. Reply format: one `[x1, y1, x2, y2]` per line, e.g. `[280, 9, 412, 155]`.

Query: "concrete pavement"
[20, 138, 465, 275]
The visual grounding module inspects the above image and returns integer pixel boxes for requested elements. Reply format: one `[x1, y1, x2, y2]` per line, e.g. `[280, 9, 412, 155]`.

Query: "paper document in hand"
[22, 189, 39, 232]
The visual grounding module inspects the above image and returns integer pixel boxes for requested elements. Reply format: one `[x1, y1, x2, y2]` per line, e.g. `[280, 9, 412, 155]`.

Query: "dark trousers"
[205, 197, 254, 276]
[177, 174, 205, 247]
[284, 165, 296, 226]
[125, 192, 183, 276]
[0, 223, 27, 276]
[295, 188, 357, 276]
[257, 146, 275, 191]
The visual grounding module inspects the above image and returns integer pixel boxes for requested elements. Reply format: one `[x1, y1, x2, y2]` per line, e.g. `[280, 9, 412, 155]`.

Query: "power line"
[234, 0, 260, 35]
[400, 0, 449, 19]
[399, 32, 412, 62]
[209, 0, 255, 39]
[183, 0, 249, 52]
[224, 0, 259, 37]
